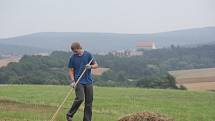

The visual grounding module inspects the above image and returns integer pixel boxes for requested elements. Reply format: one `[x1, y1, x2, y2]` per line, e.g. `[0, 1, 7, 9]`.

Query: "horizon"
[0, 26, 214, 39]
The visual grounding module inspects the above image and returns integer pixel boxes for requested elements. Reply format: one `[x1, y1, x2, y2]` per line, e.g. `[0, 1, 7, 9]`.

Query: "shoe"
[66, 114, 72, 121]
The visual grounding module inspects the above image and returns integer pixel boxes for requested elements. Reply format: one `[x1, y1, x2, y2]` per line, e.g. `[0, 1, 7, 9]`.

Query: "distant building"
[110, 49, 143, 57]
[33, 53, 50, 56]
[136, 41, 156, 50]
[98, 40, 156, 57]
[96, 52, 109, 56]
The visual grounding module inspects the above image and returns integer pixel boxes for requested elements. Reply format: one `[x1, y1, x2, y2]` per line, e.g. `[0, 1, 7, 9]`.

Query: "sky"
[0, 0, 215, 38]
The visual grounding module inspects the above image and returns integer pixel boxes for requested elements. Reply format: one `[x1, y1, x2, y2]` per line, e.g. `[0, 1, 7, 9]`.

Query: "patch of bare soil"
[0, 99, 55, 113]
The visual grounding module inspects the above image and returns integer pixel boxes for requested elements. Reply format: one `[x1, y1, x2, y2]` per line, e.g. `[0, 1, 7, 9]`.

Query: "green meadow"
[0, 85, 215, 121]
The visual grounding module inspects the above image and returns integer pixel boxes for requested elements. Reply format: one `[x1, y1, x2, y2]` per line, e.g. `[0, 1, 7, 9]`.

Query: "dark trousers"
[67, 83, 93, 121]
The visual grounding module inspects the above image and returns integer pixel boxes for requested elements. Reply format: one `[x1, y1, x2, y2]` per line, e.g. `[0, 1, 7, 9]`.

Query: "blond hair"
[71, 42, 82, 51]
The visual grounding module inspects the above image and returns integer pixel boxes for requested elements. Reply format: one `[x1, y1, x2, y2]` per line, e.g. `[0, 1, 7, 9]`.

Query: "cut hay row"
[118, 112, 173, 121]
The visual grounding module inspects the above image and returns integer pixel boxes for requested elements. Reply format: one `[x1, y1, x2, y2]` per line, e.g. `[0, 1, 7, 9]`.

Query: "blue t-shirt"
[68, 51, 96, 84]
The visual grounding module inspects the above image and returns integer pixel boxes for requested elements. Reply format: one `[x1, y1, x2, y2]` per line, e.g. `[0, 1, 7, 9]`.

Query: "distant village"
[0, 40, 156, 60]
[98, 41, 156, 57]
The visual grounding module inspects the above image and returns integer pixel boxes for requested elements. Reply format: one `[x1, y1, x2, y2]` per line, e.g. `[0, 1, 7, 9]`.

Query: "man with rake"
[67, 42, 98, 121]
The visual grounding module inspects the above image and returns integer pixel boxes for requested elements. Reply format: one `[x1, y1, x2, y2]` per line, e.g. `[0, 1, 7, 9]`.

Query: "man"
[67, 42, 98, 121]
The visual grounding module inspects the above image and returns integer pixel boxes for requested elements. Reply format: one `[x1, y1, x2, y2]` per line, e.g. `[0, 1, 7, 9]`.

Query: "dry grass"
[169, 68, 215, 91]
[182, 82, 215, 91]
[0, 99, 55, 113]
[0, 98, 57, 121]
[0, 57, 20, 68]
[169, 68, 215, 79]
[118, 112, 173, 121]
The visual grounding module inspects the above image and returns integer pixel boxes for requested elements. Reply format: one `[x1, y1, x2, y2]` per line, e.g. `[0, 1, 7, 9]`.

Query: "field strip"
[176, 76, 215, 84]
[0, 57, 21, 68]
[182, 82, 215, 91]
[0, 99, 56, 112]
[169, 68, 215, 79]
[169, 68, 215, 91]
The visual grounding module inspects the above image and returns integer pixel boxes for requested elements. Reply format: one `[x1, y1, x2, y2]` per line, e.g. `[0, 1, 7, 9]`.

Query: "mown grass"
[0, 85, 215, 121]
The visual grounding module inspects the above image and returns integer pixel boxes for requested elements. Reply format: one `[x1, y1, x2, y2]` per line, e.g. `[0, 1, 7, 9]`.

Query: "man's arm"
[69, 68, 75, 81]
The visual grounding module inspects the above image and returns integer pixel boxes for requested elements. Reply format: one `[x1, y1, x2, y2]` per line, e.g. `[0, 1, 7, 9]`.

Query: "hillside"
[0, 27, 215, 53]
[0, 85, 214, 121]
[143, 44, 215, 71]
[0, 43, 51, 56]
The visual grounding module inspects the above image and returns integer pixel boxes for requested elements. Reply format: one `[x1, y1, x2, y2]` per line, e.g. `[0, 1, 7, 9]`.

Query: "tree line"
[0, 51, 177, 89]
[0, 44, 214, 89]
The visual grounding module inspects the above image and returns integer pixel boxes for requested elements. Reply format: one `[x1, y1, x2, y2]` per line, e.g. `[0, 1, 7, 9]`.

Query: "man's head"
[71, 42, 83, 54]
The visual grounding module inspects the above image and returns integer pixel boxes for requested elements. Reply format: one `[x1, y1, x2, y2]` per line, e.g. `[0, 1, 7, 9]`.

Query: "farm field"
[92, 68, 109, 76]
[169, 68, 215, 91]
[0, 85, 215, 121]
[0, 57, 21, 68]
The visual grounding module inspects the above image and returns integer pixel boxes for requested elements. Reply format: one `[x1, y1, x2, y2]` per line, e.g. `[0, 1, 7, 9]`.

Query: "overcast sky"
[0, 0, 215, 38]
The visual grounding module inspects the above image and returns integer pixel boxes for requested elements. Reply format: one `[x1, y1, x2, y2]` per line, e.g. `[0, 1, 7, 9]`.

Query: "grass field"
[169, 68, 215, 91]
[0, 85, 215, 121]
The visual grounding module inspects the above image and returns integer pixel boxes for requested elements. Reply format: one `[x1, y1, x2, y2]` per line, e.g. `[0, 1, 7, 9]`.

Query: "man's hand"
[85, 64, 92, 70]
[70, 80, 76, 88]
